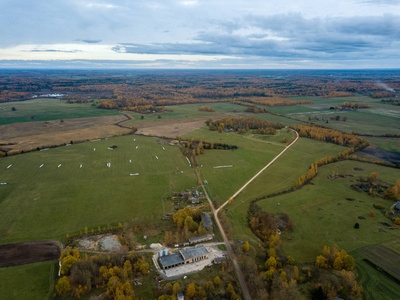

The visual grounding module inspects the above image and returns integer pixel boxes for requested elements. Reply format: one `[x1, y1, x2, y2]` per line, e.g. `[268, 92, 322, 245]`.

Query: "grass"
[0, 134, 197, 242]
[224, 138, 346, 245]
[126, 102, 244, 124]
[263, 95, 400, 135]
[352, 251, 400, 300]
[0, 260, 56, 300]
[183, 127, 284, 202]
[0, 98, 121, 125]
[253, 160, 400, 263]
[364, 137, 400, 152]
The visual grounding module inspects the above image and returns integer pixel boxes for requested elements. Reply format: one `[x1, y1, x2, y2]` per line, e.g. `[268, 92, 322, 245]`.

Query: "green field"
[263, 95, 400, 135]
[352, 251, 400, 300]
[364, 137, 400, 152]
[224, 138, 347, 246]
[0, 134, 196, 242]
[0, 261, 56, 300]
[253, 160, 400, 262]
[0, 98, 121, 125]
[182, 127, 284, 202]
[127, 102, 244, 123]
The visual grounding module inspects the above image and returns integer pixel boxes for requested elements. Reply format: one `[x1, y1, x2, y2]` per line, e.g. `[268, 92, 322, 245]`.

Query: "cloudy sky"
[0, 0, 399, 69]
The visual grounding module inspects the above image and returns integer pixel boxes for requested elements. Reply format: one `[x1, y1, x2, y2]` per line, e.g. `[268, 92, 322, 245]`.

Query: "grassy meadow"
[0, 98, 121, 125]
[254, 160, 400, 262]
[126, 102, 244, 123]
[224, 138, 347, 246]
[0, 260, 56, 300]
[183, 127, 285, 202]
[0, 134, 196, 242]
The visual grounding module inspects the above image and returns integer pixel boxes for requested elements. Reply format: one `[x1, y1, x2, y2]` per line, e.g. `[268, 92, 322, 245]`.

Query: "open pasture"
[0, 260, 56, 300]
[127, 102, 245, 124]
[0, 135, 196, 242]
[183, 127, 284, 202]
[225, 138, 347, 246]
[0, 98, 120, 125]
[253, 160, 400, 262]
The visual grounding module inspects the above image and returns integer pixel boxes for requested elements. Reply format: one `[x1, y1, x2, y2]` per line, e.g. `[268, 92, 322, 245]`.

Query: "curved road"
[198, 129, 299, 300]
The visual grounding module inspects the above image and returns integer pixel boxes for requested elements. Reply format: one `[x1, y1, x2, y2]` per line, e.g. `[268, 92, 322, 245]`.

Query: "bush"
[373, 204, 384, 209]
[354, 223, 360, 229]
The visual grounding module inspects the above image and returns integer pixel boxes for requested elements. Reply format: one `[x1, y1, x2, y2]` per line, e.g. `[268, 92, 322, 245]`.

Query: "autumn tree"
[214, 276, 221, 287]
[186, 282, 196, 299]
[55, 276, 71, 295]
[173, 282, 182, 295]
[242, 241, 250, 253]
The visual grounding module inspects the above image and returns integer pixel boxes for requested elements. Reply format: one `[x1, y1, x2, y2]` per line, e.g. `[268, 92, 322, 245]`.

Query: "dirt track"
[0, 241, 61, 267]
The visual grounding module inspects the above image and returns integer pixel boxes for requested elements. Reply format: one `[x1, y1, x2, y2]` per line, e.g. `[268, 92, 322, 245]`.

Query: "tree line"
[207, 117, 285, 134]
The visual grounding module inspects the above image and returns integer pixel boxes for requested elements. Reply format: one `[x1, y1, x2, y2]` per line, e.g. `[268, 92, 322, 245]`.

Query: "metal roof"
[159, 253, 184, 268]
[188, 234, 214, 243]
[179, 245, 208, 260]
[201, 212, 213, 229]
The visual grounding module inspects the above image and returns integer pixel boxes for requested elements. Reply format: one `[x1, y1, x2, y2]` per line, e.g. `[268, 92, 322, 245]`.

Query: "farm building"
[180, 245, 209, 264]
[201, 212, 213, 230]
[191, 197, 199, 204]
[158, 245, 209, 270]
[177, 293, 184, 300]
[189, 233, 214, 245]
[395, 201, 400, 210]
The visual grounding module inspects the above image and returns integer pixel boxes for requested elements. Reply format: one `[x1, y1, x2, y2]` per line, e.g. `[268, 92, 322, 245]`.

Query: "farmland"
[266, 95, 400, 136]
[0, 261, 56, 300]
[0, 98, 121, 125]
[225, 138, 347, 246]
[0, 134, 196, 242]
[248, 160, 400, 262]
[353, 251, 400, 300]
[183, 127, 286, 202]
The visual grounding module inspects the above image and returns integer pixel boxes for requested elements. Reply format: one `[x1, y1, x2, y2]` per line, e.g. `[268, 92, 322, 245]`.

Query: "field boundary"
[362, 258, 400, 285]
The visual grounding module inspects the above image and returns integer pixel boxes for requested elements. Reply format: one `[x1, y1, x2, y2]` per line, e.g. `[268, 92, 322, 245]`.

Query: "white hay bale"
[155, 156, 159, 159]
[80, 164, 83, 168]
[108, 147, 113, 150]
[163, 147, 165, 150]
[58, 164, 62, 168]
[66, 144, 71, 146]
[7, 164, 12, 169]
[136, 146, 138, 149]
[40, 148, 49, 151]
[134, 139, 136, 141]
[94, 148, 96, 151]
[107, 162, 111, 167]
[129, 160, 132, 163]
[39, 164, 44, 168]
[130, 173, 139, 176]
[91, 139, 101, 142]
[0, 183, 7, 185]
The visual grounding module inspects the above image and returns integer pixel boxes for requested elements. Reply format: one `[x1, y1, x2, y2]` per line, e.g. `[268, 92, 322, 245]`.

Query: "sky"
[0, 0, 399, 69]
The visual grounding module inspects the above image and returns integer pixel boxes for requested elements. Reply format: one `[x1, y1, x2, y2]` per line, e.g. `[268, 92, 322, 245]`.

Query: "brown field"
[359, 245, 400, 279]
[0, 241, 61, 267]
[134, 114, 229, 137]
[0, 115, 132, 153]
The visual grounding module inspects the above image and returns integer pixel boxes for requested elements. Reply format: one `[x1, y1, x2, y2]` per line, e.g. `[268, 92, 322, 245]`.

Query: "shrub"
[373, 204, 384, 209]
[354, 223, 360, 229]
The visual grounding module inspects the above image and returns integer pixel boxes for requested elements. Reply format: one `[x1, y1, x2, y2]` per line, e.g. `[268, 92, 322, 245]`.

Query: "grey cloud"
[27, 49, 82, 53]
[112, 13, 400, 62]
[79, 39, 102, 44]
